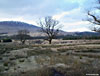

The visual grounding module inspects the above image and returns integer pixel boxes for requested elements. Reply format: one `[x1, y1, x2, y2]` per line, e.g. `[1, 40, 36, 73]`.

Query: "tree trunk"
[21, 40, 25, 44]
[49, 39, 52, 44]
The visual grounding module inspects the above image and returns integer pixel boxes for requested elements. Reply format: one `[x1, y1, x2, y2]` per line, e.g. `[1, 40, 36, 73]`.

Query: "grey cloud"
[0, 0, 79, 17]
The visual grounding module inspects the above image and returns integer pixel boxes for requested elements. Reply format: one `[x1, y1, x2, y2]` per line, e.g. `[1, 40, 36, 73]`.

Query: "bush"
[19, 59, 25, 62]
[80, 56, 82, 59]
[3, 62, 9, 66]
[2, 38, 12, 42]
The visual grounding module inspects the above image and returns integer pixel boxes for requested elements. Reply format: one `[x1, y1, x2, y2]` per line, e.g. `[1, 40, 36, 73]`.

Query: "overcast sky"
[0, 0, 98, 32]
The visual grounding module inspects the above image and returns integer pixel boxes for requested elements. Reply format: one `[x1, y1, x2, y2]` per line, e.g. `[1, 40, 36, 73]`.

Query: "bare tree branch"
[38, 16, 61, 44]
[88, 11, 100, 25]
[17, 29, 30, 44]
[86, 0, 100, 33]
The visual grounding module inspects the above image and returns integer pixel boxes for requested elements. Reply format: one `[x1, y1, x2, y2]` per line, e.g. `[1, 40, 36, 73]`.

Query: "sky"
[0, 0, 99, 32]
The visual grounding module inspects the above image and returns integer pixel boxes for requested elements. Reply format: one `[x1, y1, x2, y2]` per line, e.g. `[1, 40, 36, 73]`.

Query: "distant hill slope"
[0, 21, 69, 36]
[74, 32, 100, 36]
[0, 21, 41, 36]
[0, 21, 100, 37]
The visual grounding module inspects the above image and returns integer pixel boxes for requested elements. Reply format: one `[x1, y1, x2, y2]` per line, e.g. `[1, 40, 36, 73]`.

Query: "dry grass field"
[0, 39, 100, 76]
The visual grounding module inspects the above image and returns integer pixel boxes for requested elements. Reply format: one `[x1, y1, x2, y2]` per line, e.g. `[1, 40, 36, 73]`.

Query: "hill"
[0, 21, 41, 36]
[0, 21, 100, 37]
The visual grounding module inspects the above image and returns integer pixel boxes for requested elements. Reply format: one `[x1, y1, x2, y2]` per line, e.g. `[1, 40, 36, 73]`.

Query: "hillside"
[0, 21, 41, 36]
[0, 21, 69, 36]
[75, 32, 100, 36]
[0, 21, 100, 37]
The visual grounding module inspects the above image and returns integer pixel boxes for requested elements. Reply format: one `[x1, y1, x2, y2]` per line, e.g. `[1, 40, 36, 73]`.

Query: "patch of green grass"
[30, 44, 66, 48]
[27, 48, 53, 56]
[0, 43, 28, 55]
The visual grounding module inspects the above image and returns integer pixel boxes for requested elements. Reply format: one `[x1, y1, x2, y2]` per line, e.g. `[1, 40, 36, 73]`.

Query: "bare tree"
[87, 11, 100, 25]
[17, 29, 30, 44]
[87, 0, 100, 32]
[38, 16, 61, 44]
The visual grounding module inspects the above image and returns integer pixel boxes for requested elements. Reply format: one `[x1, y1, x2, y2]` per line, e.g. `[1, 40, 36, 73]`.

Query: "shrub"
[80, 56, 82, 59]
[19, 59, 25, 62]
[9, 57, 16, 60]
[2, 38, 12, 42]
[3, 62, 9, 66]
[0, 57, 3, 60]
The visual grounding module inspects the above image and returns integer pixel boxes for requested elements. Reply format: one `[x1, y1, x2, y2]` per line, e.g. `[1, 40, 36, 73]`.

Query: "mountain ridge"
[0, 21, 41, 36]
[0, 21, 100, 37]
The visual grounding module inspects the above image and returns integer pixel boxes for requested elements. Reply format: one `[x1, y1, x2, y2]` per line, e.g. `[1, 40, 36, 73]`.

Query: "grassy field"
[0, 40, 100, 76]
